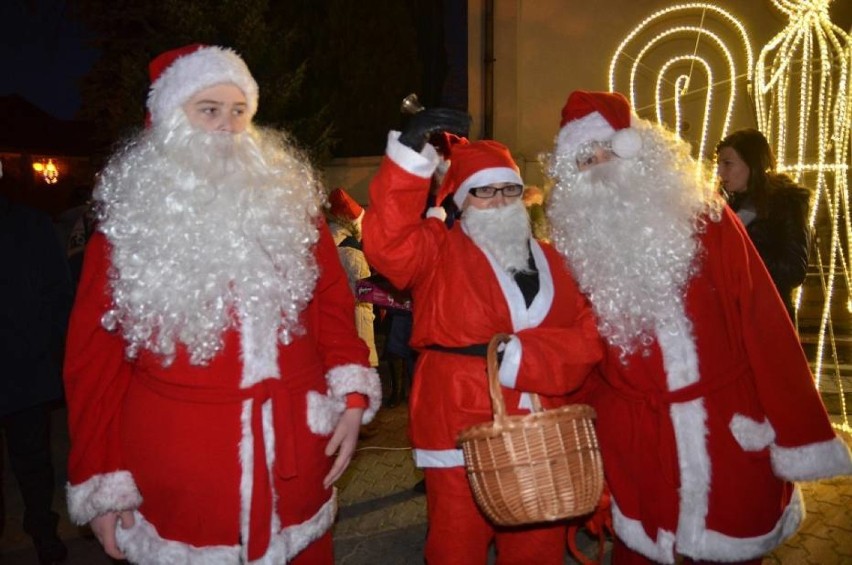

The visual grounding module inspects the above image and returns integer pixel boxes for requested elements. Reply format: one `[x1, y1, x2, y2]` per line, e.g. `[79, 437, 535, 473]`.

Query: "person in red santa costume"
[546, 90, 852, 564]
[62, 44, 381, 565]
[362, 110, 604, 564]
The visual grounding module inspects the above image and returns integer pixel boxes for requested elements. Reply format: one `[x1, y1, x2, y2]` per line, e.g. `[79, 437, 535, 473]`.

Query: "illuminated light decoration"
[608, 3, 753, 162]
[655, 55, 714, 158]
[32, 158, 60, 185]
[754, 0, 851, 434]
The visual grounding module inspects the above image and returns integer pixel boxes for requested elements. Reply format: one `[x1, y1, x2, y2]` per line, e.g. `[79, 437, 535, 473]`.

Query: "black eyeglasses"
[468, 184, 524, 199]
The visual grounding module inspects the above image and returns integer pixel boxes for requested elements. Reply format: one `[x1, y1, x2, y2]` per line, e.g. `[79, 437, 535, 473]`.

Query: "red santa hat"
[328, 187, 364, 222]
[555, 90, 642, 160]
[436, 140, 524, 209]
[146, 44, 259, 127]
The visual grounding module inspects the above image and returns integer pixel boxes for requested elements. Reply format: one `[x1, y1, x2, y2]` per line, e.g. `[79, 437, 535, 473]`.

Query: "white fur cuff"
[729, 414, 776, 451]
[771, 435, 852, 482]
[306, 364, 382, 435]
[386, 131, 440, 178]
[306, 391, 346, 435]
[326, 364, 382, 423]
[66, 471, 143, 525]
[425, 207, 448, 222]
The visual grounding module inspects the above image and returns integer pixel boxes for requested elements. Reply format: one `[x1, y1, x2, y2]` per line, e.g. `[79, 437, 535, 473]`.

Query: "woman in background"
[716, 128, 811, 320]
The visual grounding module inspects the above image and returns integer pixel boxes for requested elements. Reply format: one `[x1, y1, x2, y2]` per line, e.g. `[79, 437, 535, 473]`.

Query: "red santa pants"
[613, 536, 763, 565]
[423, 467, 566, 564]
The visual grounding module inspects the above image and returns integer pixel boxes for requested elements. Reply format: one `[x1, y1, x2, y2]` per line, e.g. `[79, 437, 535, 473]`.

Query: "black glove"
[398, 107, 472, 152]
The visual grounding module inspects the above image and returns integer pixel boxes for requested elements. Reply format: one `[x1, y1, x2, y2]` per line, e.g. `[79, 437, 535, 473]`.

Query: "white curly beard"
[95, 112, 322, 366]
[462, 199, 532, 273]
[546, 121, 722, 358]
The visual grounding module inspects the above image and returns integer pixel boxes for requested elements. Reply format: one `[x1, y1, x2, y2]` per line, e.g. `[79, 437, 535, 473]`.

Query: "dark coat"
[0, 195, 73, 416]
[730, 184, 810, 318]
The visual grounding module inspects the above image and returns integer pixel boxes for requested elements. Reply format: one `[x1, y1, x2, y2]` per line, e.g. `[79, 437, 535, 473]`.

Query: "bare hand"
[90, 510, 135, 559]
[323, 407, 364, 489]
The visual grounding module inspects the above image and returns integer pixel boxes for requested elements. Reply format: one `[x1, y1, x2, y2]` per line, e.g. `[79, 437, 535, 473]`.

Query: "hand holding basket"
[456, 333, 604, 526]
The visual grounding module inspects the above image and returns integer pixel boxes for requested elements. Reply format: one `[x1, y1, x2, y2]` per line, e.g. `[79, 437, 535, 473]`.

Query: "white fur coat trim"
[237, 400, 283, 563]
[239, 304, 280, 388]
[771, 435, 852, 481]
[679, 485, 804, 562]
[307, 364, 382, 435]
[66, 470, 142, 525]
[612, 486, 804, 563]
[611, 498, 676, 564]
[114, 494, 336, 564]
[414, 448, 466, 468]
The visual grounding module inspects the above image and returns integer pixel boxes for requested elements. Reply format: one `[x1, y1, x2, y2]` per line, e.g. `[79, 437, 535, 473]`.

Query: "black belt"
[424, 343, 489, 357]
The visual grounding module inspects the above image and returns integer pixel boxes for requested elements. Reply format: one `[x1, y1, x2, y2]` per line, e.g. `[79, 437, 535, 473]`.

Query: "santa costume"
[63, 44, 381, 565]
[547, 90, 852, 564]
[363, 135, 603, 563]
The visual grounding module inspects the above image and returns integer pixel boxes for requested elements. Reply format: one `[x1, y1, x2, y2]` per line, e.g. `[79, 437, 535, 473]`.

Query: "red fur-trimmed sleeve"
[362, 133, 446, 292]
[718, 209, 852, 480]
[64, 233, 141, 523]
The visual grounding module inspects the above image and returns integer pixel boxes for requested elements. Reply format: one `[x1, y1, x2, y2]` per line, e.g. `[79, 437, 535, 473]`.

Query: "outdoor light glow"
[32, 158, 60, 184]
[610, 0, 850, 433]
[43, 159, 58, 184]
[754, 0, 850, 433]
[608, 3, 753, 162]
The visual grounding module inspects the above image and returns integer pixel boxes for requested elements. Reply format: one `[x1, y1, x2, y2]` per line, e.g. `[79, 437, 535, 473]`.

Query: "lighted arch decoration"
[608, 3, 753, 162]
[754, 0, 851, 433]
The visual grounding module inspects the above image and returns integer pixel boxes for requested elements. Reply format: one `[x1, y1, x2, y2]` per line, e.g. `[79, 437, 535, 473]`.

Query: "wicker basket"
[456, 333, 604, 526]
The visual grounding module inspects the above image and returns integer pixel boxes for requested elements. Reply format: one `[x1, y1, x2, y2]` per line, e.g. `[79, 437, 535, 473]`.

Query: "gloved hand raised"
[398, 107, 472, 152]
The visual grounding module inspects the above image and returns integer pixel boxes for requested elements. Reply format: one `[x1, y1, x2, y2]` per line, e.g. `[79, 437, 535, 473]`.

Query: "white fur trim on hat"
[556, 111, 643, 161]
[147, 46, 259, 126]
[452, 167, 524, 208]
[555, 111, 615, 157]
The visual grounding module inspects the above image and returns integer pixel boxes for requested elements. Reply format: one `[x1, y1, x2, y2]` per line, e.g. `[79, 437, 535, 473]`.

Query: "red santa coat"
[64, 223, 381, 565]
[582, 207, 852, 563]
[363, 133, 603, 467]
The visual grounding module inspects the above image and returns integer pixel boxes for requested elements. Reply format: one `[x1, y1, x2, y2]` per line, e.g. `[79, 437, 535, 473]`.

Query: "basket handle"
[486, 334, 544, 429]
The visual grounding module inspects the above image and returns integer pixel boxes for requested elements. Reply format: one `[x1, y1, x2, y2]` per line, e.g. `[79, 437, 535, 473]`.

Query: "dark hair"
[715, 128, 782, 218]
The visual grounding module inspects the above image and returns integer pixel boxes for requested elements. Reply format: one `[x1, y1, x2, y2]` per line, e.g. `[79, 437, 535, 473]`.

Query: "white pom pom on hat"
[146, 43, 259, 127]
[555, 90, 642, 160]
[611, 127, 642, 159]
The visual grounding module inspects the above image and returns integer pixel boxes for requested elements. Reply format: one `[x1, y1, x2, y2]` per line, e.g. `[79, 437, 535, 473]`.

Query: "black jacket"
[730, 184, 810, 318]
[0, 195, 73, 416]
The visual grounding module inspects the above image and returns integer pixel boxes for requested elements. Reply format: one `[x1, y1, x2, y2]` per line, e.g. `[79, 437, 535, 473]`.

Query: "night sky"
[0, 0, 98, 120]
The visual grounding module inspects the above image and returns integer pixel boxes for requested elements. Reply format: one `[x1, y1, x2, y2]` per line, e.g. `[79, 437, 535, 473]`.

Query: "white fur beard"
[96, 113, 323, 365]
[462, 199, 532, 273]
[546, 122, 719, 357]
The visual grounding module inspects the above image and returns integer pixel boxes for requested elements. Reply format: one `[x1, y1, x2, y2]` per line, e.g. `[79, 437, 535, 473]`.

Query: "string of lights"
[755, 0, 851, 433]
[608, 3, 753, 162]
[609, 1, 850, 433]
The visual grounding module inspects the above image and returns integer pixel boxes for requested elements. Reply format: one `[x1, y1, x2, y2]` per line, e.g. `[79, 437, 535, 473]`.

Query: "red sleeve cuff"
[346, 393, 369, 409]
